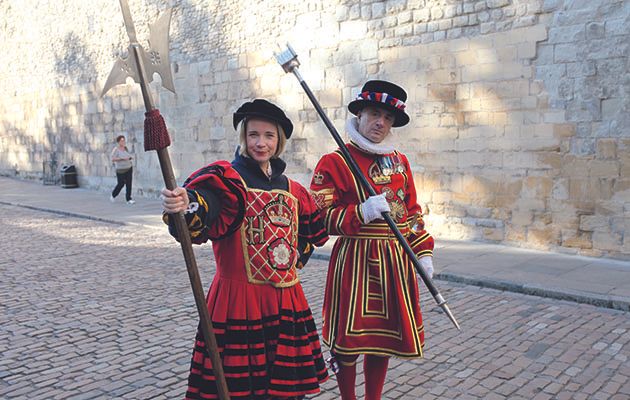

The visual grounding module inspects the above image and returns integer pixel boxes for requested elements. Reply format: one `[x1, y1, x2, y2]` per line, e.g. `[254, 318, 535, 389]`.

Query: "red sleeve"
[163, 161, 247, 244]
[309, 152, 364, 236]
[293, 180, 329, 247]
[400, 153, 434, 257]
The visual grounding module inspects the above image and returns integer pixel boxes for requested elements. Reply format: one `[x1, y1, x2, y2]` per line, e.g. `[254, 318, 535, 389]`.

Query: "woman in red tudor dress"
[310, 81, 435, 400]
[162, 99, 329, 399]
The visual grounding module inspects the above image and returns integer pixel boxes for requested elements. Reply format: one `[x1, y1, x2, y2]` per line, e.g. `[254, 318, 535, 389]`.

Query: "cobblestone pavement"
[1, 204, 629, 400]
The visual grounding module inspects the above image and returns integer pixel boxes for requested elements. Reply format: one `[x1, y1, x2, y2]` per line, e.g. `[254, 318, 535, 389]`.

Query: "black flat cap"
[233, 99, 293, 138]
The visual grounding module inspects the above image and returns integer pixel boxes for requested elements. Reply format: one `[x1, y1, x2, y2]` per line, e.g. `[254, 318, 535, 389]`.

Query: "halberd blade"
[147, 8, 175, 93]
[102, 7, 175, 97]
[101, 55, 138, 97]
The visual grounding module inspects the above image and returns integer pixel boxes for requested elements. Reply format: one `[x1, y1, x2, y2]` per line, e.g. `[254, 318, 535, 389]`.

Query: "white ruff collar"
[345, 117, 396, 155]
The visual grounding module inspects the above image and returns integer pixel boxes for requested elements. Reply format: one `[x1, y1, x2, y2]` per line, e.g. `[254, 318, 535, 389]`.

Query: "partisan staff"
[101, 2, 230, 398]
[275, 44, 460, 331]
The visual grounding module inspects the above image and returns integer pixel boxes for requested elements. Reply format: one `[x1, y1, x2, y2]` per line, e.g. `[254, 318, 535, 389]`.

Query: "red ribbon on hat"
[357, 91, 406, 111]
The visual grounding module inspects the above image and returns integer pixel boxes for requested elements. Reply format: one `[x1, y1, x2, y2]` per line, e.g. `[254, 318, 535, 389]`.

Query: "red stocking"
[334, 354, 358, 400]
[364, 355, 389, 400]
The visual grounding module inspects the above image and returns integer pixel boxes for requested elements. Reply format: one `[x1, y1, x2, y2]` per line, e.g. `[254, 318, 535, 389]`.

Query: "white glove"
[360, 194, 390, 223]
[418, 256, 434, 279]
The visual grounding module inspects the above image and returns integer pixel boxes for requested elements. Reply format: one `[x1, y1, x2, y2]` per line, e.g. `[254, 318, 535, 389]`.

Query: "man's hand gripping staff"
[101, 2, 230, 398]
[274, 44, 460, 331]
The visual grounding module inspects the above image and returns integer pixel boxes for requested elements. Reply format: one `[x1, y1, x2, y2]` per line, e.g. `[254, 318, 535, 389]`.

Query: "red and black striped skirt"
[185, 279, 328, 399]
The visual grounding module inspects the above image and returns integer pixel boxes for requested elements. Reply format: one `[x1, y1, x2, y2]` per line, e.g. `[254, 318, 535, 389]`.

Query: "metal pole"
[131, 41, 231, 400]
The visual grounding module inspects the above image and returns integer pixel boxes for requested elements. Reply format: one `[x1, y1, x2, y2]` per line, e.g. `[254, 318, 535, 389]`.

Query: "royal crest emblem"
[368, 162, 391, 185]
[264, 194, 293, 227]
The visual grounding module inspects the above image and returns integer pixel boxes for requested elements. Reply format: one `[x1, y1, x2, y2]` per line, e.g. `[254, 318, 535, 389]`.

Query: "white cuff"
[418, 256, 434, 279]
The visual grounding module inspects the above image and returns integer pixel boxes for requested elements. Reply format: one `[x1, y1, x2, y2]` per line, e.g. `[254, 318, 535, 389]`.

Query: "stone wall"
[0, 0, 628, 259]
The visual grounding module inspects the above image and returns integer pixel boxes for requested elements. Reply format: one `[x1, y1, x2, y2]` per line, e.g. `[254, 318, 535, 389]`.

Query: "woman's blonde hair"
[238, 118, 287, 158]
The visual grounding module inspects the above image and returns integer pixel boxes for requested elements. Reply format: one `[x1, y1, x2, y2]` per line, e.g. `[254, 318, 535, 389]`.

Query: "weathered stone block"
[535, 45, 555, 65]
[562, 230, 592, 248]
[567, 99, 602, 122]
[554, 43, 579, 62]
[505, 226, 528, 243]
[339, 21, 367, 40]
[542, 0, 561, 12]
[348, 4, 361, 20]
[369, 2, 385, 18]
[601, 98, 622, 119]
[535, 152, 562, 171]
[453, 83, 469, 100]
[408, 23, 429, 38]
[482, 227, 505, 241]
[588, 160, 619, 178]
[586, 22, 605, 39]
[514, 16, 537, 28]
[511, 210, 534, 225]
[516, 42, 537, 59]
[478, 48, 501, 64]
[341, 63, 367, 87]
[503, 62, 530, 79]
[480, 22, 495, 34]
[523, 176, 554, 198]
[498, 80, 531, 98]
[446, 28, 462, 39]
[397, 10, 412, 24]
[432, 191, 452, 204]
[592, 231, 623, 251]
[605, 17, 628, 36]
[549, 25, 585, 43]
[465, 206, 492, 219]
[528, 227, 558, 247]
[595, 139, 617, 159]
[453, 15, 469, 27]
[487, 0, 510, 9]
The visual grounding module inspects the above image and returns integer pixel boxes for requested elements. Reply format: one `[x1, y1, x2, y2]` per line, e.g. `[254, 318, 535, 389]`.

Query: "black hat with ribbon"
[233, 99, 293, 138]
[348, 80, 410, 127]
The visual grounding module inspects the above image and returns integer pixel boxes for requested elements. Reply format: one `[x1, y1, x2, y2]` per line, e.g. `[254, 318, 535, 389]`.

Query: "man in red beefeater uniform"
[309, 80, 435, 400]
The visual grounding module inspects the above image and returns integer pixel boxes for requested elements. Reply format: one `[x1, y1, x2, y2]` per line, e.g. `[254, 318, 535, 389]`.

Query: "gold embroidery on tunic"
[310, 188, 335, 209]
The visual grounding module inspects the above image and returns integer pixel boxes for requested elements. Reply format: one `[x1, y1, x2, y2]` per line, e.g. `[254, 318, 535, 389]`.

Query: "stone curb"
[0, 201, 125, 226]
[437, 272, 630, 313]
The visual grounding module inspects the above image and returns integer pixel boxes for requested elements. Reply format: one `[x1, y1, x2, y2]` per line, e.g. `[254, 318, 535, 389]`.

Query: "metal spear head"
[436, 294, 461, 330]
[274, 43, 300, 74]
[101, 2, 176, 97]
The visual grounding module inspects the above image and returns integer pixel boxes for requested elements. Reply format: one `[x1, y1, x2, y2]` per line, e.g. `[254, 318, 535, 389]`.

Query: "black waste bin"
[60, 165, 78, 188]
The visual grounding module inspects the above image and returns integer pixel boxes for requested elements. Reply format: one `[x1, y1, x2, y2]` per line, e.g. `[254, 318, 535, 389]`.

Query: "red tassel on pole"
[144, 109, 171, 151]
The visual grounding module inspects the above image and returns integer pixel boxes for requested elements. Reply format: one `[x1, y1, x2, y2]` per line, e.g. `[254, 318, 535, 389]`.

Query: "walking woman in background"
[110, 135, 135, 204]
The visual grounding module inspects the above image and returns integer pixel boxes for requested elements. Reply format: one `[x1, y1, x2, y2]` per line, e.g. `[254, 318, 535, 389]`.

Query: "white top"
[111, 147, 133, 171]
